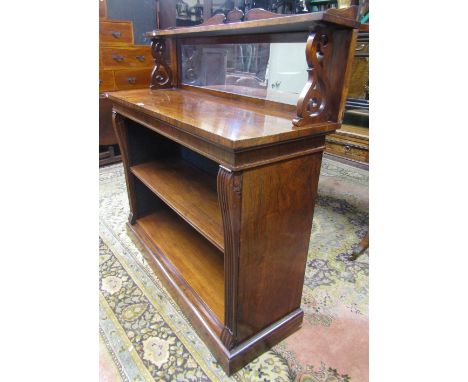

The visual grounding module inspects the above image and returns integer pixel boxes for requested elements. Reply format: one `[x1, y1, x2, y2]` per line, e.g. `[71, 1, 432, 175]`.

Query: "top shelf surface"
[146, 8, 359, 38]
[108, 88, 338, 150]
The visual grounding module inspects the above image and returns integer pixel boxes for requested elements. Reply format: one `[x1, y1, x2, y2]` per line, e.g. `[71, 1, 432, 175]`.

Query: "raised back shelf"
[146, 7, 359, 38]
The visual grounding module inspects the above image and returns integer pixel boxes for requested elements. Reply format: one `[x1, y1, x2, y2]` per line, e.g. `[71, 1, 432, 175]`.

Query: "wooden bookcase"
[109, 6, 359, 374]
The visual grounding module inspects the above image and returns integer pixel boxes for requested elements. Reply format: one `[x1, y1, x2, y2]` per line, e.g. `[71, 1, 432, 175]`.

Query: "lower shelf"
[130, 158, 224, 251]
[133, 209, 225, 326]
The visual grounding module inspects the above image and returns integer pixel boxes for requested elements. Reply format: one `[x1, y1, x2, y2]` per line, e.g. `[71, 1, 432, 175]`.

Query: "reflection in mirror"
[180, 42, 307, 105]
[176, 0, 204, 27]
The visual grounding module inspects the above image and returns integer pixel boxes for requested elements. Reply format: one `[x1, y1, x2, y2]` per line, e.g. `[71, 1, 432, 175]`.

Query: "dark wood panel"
[99, 95, 118, 146]
[236, 153, 322, 342]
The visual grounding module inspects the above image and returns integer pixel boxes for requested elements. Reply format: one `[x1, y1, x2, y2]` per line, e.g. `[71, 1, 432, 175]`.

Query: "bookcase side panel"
[236, 151, 323, 343]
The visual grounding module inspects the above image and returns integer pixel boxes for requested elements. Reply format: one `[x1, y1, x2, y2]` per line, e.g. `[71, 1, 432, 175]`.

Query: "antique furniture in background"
[350, 232, 369, 259]
[325, 22, 368, 165]
[99, 0, 154, 166]
[109, 6, 359, 374]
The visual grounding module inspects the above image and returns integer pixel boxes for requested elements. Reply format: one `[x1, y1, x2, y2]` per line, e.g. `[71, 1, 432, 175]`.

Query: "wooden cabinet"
[325, 25, 369, 165]
[99, 24, 152, 92]
[325, 125, 369, 163]
[109, 6, 359, 374]
[99, 1, 154, 166]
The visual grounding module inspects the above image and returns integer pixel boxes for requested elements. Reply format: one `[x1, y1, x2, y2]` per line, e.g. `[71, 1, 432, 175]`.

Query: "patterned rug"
[99, 157, 369, 382]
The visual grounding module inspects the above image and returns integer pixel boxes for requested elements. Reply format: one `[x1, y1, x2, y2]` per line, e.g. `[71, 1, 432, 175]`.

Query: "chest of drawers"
[99, 14, 153, 166]
[99, 21, 153, 94]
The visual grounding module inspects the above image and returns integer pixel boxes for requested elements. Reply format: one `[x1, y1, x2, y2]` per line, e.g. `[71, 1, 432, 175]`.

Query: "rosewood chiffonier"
[109, 6, 359, 374]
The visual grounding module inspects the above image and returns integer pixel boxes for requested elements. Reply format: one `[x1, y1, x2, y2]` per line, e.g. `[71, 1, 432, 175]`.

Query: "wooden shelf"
[135, 209, 225, 324]
[146, 8, 359, 38]
[130, 159, 224, 251]
[107, 88, 339, 150]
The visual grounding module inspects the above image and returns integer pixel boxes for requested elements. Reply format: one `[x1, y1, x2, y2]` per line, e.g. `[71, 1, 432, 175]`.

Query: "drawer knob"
[99, 79, 103, 84]
[111, 31, 122, 38]
[112, 54, 125, 62]
[135, 55, 146, 62]
[127, 77, 137, 84]
[345, 145, 351, 151]
[355, 43, 367, 51]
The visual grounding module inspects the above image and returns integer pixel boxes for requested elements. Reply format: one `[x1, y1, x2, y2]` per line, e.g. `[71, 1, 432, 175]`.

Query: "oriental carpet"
[99, 157, 369, 382]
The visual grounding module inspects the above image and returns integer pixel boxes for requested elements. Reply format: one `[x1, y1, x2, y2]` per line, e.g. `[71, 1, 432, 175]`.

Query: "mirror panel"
[180, 42, 307, 105]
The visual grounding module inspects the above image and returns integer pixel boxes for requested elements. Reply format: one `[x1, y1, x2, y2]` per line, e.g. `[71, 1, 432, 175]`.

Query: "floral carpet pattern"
[99, 157, 369, 382]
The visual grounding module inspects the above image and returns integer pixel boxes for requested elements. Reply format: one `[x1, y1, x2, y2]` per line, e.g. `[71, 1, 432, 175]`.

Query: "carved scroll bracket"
[293, 26, 333, 127]
[150, 38, 173, 89]
[217, 167, 243, 350]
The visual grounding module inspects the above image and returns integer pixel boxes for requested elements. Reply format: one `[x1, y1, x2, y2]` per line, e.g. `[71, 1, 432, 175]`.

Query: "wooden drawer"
[99, 70, 115, 92]
[114, 68, 152, 90]
[325, 136, 369, 163]
[100, 46, 152, 69]
[99, 20, 133, 45]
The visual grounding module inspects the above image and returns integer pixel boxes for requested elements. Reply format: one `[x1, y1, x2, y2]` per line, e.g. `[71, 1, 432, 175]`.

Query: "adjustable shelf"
[109, 6, 359, 375]
[130, 158, 224, 251]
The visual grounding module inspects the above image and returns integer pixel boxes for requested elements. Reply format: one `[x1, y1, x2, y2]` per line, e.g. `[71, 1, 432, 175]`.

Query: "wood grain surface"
[108, 88, 338, 150]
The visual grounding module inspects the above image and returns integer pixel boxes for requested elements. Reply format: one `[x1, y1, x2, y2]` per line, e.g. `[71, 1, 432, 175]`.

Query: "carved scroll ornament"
[293, 26, 333, 126]
[200, 7, 279, 25]
[150, 38, 173, 89]
[217, 167, 242, 350]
